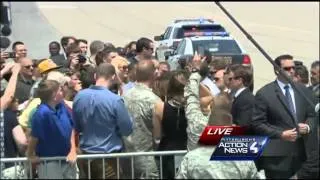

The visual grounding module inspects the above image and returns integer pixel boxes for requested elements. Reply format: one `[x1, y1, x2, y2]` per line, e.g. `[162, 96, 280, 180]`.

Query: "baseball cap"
[37, 59, 61, 74]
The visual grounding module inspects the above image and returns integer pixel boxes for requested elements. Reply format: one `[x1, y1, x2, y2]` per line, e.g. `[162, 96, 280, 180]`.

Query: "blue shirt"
[73, 85, 133, 153]
[31, 102, 73, 157]
[122, 81, 135, 95]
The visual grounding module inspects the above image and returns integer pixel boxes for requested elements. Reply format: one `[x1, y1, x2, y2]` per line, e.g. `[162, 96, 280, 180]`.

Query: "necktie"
[284, 85, 296, 121]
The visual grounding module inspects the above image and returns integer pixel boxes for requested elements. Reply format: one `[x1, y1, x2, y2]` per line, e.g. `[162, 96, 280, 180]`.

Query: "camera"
[78, 54, 87, 64]
[8, 52, 15, 58]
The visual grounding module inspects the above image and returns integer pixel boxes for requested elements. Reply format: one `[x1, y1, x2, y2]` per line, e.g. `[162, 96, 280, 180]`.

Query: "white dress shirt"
[277, 79, 297, 114]
[234, 87, 247, 98]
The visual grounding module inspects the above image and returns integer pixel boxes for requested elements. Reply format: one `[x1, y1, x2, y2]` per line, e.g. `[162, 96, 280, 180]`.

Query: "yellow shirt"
[18, 98, 41, 129]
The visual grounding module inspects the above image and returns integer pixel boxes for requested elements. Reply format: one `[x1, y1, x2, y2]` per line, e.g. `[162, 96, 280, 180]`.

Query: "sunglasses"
[24, 65, 34, 69]
[283, 66, 295, 71]
[228, 77, 239, 81]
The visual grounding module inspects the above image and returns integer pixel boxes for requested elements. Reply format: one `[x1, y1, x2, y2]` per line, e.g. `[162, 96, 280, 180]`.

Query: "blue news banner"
[210, 136, 269, 161]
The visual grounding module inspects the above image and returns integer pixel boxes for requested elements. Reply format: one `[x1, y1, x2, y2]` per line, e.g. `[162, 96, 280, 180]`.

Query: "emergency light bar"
[184, 31, 229, 37]
[174, 18, 214, 23]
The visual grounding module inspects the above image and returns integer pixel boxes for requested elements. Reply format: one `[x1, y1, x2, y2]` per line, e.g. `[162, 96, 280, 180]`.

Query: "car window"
[176, 40, 186, 55]
[163, 27, 172, 40]
[173, 25, 226, 39]
[192, 39, 242, 55]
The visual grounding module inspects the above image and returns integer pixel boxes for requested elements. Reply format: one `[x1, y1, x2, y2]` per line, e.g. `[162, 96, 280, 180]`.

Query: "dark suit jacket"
[50, 54, 68, 67]
[231, 88, 255, 127]
[251, 80, 315, 177]
[14, 74, 35, 104]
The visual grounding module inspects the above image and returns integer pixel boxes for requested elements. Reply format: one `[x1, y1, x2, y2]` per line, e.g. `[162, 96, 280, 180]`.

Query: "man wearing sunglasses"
[251, 54, 315, 179]
[14, 57, 35, 104]
[228, 64, 254, 128]
[128, 37, 154, 65]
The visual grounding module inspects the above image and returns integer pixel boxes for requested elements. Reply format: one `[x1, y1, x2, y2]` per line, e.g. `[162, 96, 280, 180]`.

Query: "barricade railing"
[0, 150, 188, 179]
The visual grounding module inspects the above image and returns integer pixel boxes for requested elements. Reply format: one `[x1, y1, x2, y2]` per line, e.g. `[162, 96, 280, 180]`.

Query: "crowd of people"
[0, 35, 319, 179]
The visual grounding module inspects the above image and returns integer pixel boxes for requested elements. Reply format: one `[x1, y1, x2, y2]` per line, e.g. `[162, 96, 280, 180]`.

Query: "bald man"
[15, 58, 35, 104]
[123, 59, 161, 178]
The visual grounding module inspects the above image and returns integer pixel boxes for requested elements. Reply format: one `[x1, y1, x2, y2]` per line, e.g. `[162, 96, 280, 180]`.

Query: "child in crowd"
[26, 80, 77, 179]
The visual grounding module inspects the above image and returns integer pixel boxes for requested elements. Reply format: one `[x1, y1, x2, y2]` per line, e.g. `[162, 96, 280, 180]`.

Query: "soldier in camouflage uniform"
[175, 146, 265, 179]
[184, 72, 209, 151]
[176, 93, 265, 179]
[123, 60, 161, 179]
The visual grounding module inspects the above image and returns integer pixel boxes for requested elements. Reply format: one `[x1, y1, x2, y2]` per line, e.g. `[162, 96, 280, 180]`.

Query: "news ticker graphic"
[211, 136, 269, 160]
[198, 126, 269, 160]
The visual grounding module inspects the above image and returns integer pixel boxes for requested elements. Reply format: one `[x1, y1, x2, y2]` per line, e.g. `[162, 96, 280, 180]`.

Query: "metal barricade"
[0, 150, 187, 179]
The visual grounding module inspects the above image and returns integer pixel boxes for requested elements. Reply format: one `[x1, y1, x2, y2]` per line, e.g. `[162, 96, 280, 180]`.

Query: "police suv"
[165, 31, 254, 91]
[166, 31, 251, 69]
[154, 18, 227, 60]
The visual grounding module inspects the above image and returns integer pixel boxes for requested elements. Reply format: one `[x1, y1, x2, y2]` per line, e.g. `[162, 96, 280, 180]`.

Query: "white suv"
[154, 18, 227, 60]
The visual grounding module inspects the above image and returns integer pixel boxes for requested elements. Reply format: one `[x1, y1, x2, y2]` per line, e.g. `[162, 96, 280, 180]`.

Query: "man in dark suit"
[229, 64, 255, 127]
[297, 60, 319, 179]
[251, 54, 316, 179]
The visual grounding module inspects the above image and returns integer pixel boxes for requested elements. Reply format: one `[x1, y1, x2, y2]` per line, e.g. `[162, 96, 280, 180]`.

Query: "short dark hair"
[66, 43, 81, 57]
[136, 37, 153, 53]
[295, 65, 309, 84]
[136, 60, 156, 82]
[116, 47, 126, 56]
[37, 80, 60, 103]
[96, 63, 116, 80]
[229, 64, 253, 87]
[79, 65, 96, 89]
[60, 36, 76, 47]
[104, 42, 115, 49]
[274, 54, 293, 67]
[49, 41, 60, 47]
[12, 41, 24, 51]
[76, 39, 88, 45]
[95, 47, 117, 66]
[311, 60, 320, 69]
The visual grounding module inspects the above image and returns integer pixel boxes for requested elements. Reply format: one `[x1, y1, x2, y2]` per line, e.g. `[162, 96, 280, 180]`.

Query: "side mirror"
[154, 35, 163, 41]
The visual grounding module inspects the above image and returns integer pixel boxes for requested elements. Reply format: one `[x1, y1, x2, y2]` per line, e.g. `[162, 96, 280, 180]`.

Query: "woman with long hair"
[153, 70, 189, 179]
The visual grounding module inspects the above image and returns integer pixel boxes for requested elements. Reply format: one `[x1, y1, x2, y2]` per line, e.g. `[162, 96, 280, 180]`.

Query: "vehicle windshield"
[192, 39, 242, 55]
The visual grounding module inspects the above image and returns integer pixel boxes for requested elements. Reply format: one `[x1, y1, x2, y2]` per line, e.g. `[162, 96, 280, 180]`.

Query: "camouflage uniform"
[123, 83, 161, 179]
[176, 146, 266, 179]
[184, 73, 209, 151]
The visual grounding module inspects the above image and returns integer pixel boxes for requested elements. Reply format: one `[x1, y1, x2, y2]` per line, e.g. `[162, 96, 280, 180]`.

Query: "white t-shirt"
[201, 77, 220, 96]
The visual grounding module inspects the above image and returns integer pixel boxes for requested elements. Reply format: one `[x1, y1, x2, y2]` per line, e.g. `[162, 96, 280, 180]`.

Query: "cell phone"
[8, 52, 16, 59]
